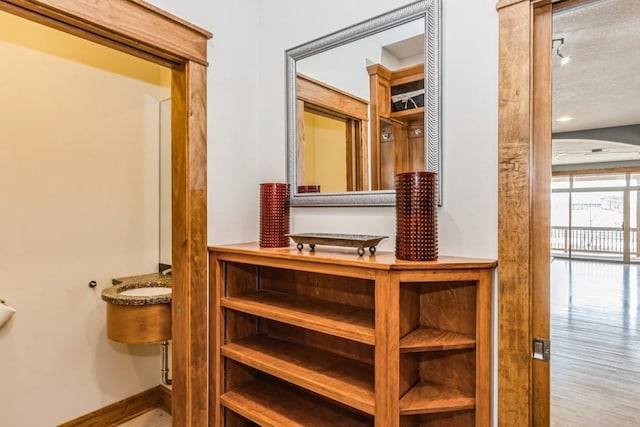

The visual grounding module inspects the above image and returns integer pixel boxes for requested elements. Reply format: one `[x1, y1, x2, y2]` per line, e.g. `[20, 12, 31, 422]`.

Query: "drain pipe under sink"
[161, 340, 172, 385]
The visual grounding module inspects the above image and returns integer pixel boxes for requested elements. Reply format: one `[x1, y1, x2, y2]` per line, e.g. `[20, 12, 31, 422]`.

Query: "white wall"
[143, 0, 262, 247]
[0, 12, 170, 425]
[255, 0, 499, 259]
[146, 0, 498, 256]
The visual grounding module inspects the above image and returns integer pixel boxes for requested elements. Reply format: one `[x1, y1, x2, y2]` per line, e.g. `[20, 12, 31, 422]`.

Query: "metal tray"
[287, 233, 388, 256]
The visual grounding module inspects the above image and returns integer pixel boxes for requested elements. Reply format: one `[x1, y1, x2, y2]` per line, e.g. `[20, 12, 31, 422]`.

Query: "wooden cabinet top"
[208, 242, 496, 271]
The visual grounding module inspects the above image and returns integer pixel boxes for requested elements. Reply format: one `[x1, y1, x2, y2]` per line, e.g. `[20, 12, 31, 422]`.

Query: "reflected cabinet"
[209, 243, 495, 426]
[368, 63, 426, 191]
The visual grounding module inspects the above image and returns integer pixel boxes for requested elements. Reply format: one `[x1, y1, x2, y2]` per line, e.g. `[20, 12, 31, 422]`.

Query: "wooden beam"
[497, 0, 533, 425]
[171, 60, 208, 426]
[531, 4, 552, 426]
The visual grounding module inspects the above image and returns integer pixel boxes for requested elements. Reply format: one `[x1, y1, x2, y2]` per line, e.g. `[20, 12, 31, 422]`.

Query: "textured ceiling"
[553, 0, 640, 133]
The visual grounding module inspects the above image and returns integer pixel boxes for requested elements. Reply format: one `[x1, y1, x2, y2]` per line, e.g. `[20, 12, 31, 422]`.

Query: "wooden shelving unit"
[209, 243, 496, 426]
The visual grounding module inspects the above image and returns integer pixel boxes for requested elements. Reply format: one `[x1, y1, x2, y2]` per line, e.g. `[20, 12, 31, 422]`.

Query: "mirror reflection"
[159, 98, 172, 267]
[286, 0, 441, 206]
[296, 19, 425, 194]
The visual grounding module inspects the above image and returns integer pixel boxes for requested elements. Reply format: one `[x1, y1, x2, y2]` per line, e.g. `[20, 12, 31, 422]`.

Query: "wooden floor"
[117, 408, 171, 427]
[551, 259, 640, 426]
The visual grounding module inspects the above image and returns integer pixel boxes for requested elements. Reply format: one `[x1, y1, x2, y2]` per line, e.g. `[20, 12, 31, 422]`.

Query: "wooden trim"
[475, 270, 494, 426]
[389, 64, 424, 87]
[497, 0, 534, 425]
[171, 61, 209, 426]
[0, 2, 177, 67]
[296, 74, 369, 121]
[296, 99, 306, 185]
[0, 1, 211, 425]
[497, 0, 601, 425]
[0, 0, 211, 65]
[553, 165, 640, 176]
[209, 252, 224, 426]
[367, 63, 392, 80]
[58, 386, 171, 426]
[346, 120, 356, 191]
[296, 74, 370, 192]
[531, 4, 552, 426]
[374, 271, 400, 427]
[496, 0, 530, 11]
[157, 386, 172, 415]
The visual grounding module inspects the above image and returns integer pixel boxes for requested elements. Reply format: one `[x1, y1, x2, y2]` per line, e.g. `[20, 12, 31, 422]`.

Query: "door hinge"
[532, 338, 551, 361]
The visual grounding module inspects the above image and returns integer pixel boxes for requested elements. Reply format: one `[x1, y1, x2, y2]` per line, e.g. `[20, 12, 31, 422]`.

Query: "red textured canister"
[395, 172, 438, 261]
[259, 183, 290, 247]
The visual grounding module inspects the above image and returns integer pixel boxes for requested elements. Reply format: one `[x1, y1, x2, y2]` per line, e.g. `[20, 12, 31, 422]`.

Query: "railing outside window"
[551, 226, 638, 255]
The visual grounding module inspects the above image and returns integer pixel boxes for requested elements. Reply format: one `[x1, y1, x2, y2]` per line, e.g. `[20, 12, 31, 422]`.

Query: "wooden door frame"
[496, 0, 552, 425]
[0, 1, 211, 425]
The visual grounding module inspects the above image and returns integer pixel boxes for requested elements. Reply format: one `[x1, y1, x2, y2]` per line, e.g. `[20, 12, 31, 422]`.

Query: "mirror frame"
[286, 0, 442, 206]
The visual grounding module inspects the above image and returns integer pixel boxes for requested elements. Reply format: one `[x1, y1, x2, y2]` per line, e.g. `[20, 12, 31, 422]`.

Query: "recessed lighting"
[556, 116, 573, 122]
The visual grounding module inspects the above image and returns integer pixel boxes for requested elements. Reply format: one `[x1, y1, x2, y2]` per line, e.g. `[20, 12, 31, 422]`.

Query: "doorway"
[550, 1, 640, 425]
[0, 1, 211, 424]
[496, 0, 640, 423]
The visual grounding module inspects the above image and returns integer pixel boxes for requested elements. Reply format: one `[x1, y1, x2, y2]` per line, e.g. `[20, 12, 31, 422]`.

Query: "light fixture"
[552, 37, 571, 65]
[556, 116, 574, 122]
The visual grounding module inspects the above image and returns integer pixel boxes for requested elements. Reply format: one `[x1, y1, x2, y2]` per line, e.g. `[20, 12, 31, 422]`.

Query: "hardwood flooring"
[551, 259, 640, 426]
[117, 408, 171, 427]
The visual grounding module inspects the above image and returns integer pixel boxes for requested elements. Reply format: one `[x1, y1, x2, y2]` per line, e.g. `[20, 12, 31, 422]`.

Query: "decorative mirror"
[286, 0, 441, 206]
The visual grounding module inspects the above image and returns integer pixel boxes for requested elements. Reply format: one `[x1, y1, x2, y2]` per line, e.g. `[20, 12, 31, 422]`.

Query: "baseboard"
[157, 385, 172, 415]
[58, 385, 172, 426]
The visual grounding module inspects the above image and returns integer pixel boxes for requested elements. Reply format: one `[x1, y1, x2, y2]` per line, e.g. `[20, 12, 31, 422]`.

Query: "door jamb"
[0, 1, 212, 425]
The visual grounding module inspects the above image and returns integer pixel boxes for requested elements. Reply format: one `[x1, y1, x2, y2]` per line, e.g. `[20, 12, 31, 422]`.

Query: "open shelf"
[400, 327, 476, 353]
[210, 244, 496, 425]
[221, 334, 375, 415]
[400, 381, 475, 415]
[222, 290, 375, 345]
[221, 377, 373, 426]
[389, 106, 424, 121]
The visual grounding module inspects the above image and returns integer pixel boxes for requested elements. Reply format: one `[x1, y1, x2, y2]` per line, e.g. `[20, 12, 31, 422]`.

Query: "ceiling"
[553, 0, 640, 134]
[553, 139, 640, 164]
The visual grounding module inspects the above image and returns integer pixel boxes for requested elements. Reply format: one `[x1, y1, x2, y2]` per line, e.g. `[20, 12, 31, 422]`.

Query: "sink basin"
[119, 287, 172, 297]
